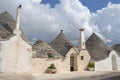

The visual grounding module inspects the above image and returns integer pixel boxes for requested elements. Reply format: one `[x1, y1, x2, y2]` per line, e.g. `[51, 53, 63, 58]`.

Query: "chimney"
[78, 28, 86, 50]
[13, 4, 22, 35]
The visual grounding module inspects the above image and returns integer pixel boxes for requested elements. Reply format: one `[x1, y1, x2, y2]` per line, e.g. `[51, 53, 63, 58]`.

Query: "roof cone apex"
[18, 4, 22, 8]
[79, 28, 84, 31]
[0, 11, 14, 19]
[60, 30, 64, 33]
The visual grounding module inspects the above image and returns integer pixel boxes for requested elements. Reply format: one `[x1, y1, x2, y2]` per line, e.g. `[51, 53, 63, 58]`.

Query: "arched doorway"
[112, 55, 117, 70]
[70, 54, 78, 71]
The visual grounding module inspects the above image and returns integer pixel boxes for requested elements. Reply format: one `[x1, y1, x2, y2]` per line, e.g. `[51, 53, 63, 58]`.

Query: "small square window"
[81, 56, 84, 60]
[47, 53, 53, 58]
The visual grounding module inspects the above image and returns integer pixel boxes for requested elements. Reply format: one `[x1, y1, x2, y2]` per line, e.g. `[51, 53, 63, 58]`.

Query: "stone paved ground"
[32, 71, 120, 80]
[0, 73, 35, 80]
[0, 71, 120, 80]
[101, 76, 120, 80]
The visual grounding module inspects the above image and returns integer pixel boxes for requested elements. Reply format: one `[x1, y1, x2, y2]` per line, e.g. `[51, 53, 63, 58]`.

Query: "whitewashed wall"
[95, 50, 120, 71]
[0, 35, 32, 73]
[117, 55, 120, 70]
[95, 57, 112, 71]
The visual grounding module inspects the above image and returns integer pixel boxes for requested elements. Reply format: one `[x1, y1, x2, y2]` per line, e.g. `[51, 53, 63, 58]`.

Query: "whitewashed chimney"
[78, 29, 86, 50]
[13, 4, 22, 35]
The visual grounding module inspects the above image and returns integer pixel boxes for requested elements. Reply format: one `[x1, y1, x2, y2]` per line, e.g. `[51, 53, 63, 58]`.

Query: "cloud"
[0, 0, 120, 46]
[90, 2, 120, 45]
[32, 0, 41, 3]
[20, 0, 93, 44]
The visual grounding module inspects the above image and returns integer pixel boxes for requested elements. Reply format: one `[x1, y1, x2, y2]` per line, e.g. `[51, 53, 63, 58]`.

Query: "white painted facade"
[95, 50, 120, 71]
[0, 5, 32, 73]
[0, 35, 32, 73]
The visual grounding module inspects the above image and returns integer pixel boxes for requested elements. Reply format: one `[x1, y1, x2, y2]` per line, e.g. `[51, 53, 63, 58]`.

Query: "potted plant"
[47, 63, 57, 74]
[88, 62, 95, 71]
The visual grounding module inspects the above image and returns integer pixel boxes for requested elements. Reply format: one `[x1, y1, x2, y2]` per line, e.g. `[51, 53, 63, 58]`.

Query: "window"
[81, 56, 84, 60]
[47, 53, 53, 58]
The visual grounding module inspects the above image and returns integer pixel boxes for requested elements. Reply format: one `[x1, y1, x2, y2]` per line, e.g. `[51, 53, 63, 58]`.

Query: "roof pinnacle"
[60, 30, 64, 33]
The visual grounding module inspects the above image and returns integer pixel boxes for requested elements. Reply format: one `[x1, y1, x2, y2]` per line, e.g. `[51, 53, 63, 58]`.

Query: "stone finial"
[18, 4, 22, 8]
[60, 30, 64, 33]
[79, 28, 84, 31]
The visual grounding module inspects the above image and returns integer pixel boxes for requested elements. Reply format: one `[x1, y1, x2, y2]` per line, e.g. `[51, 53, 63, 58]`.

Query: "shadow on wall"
[0, 58, 1, 72]
[112, 55, 117, 70]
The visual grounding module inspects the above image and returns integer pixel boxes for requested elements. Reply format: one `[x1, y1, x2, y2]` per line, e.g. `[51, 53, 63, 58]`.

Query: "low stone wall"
[31, 58, 70, 73]
[31, 48, 91, 73]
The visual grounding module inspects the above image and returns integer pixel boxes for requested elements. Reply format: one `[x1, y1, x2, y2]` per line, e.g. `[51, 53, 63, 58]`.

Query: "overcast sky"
[0, 0, 120, 46]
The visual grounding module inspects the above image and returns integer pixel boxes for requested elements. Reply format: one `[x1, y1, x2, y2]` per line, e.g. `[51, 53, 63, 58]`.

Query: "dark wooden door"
[70, 56, 74, 71]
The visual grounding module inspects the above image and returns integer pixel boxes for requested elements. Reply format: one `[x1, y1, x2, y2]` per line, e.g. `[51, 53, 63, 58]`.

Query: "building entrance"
[70, 54, 78, 71]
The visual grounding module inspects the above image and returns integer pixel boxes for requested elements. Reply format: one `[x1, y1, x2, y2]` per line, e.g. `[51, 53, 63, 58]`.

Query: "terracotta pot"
[47, 69, 57, 74]
[88, 67, 94, 71]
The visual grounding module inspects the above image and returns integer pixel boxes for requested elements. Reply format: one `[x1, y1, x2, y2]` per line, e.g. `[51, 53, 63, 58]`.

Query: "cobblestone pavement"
[0, 71, 120, 80]
[33, 71, 120, 80]
[101, 75, 120, 80]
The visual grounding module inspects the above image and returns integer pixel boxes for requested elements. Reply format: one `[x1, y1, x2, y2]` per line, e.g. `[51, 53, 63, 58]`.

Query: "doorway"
[70, 56, 74, 71]
[70, 54, 78, 71]
[112, 55, 117, 70]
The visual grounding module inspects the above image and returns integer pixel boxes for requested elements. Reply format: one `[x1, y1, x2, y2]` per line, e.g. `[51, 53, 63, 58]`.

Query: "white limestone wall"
[117, 57, 120, 70]
[78, 49, 91, 71]
[65, 48, 79, 71]
[0, 35, 32, 73]
[17, 38, 32, 73]
[95, 50, 120, 71]
[95, 57, 112, 71]
[0, 37, 18, 72]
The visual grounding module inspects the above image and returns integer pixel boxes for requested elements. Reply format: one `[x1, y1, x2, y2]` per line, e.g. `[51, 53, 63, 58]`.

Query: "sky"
[41, 0, 120, 12]
[0, 0, 120, 46]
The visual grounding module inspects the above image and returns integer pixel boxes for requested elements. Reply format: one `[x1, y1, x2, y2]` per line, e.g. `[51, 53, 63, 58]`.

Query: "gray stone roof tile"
[0, 11, 30, 44]
[112, 44, 120, 56]
[86, 33, 111, 61]
[50, 30, 73, 56]
[33, 40, 63, 58]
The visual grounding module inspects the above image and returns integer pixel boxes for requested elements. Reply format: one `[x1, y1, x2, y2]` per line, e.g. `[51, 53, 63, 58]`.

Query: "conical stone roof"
[0, 11, 15, 40]
[86, 33, 111, 61]
[112, 44, 120, 56]
[33, 40, 63, 58]
[0, 11, 30, 44]
[50, 30, 73, 56]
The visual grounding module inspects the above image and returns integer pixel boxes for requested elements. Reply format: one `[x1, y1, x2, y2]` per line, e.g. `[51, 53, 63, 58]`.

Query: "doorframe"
[112, 55, 117, 70]
[70, 53, 78, 71]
